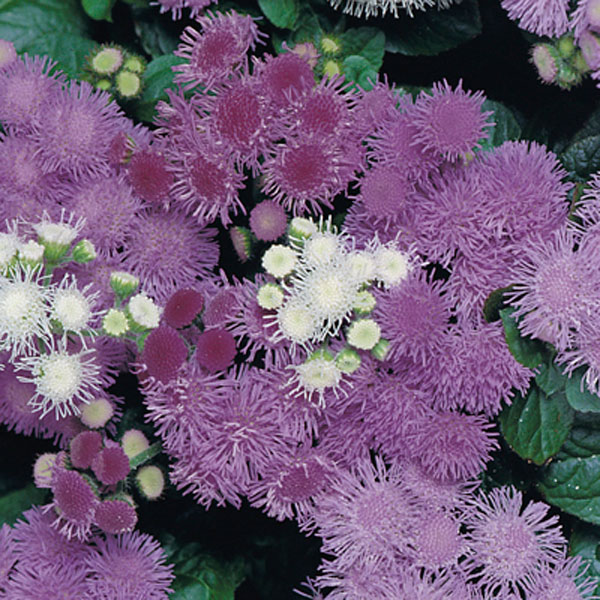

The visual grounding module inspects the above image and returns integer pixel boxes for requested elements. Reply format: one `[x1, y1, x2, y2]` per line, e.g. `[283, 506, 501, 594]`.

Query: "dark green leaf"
[168, 542, 246, 600]
[535, 360, 568, 396]
[561, 425, 600, 459]
[341, 28, 385, 70]
[0, 484, 47, 526]
[565, 368, 600, 413]
[287, 3, 322, 44]
[570, 522, 600, 596]
[133, 8, 181, 59]
[499, 386, 574, 465]
[538, 454, 600, 524]
[482, 285, 512, 323]
[342, 55, 377, 90]
[499, 307, 546, 369]
[0, 0, 95, 77]
[479, 100, 522, 152]
[257, 0, 299, 29]
[561, 135, 600, 183]
[383, 0, 481, 56]
[81, 0, 115, 21]
[131, 55, 185, 123]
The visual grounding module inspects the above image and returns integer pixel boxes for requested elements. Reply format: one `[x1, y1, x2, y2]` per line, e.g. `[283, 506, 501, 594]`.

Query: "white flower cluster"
[260, 217, 412, 349]
[259, 217, 413, 404]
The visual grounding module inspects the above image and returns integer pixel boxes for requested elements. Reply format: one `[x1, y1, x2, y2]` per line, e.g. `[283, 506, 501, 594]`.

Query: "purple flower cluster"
[0, 507, 174, 599]
[0, 4, 597, 596]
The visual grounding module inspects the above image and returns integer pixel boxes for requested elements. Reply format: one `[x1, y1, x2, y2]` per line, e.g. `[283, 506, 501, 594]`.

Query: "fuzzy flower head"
[501, 0, 570, 38]
[85, 531, 174, 600]
[463, 486, 567, 596]
[16, 346, 103, 418]
[0, 264, 53, 359]
[0, 39, 17, 70]
[173, 10, 264, 90]
[31, 81, 125, 179]
[49, 467, 99, 541]
[411, 80, 492, 161]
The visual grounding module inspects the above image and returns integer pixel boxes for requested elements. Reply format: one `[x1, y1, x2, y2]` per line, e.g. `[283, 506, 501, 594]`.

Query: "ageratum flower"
[84, 531, 174, 600]
[411, 79, 492, 161]
[463, 486, 567, 596]
[118, 206, 219, 302]
[173, 10, 263, 90]
[501, 0, 570, 37]
[31, 81, 126, 180]
[61, 173, 144, 257]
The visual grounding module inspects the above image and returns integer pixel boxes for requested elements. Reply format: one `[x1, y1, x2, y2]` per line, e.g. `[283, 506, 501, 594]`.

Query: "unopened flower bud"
[136, 465, 165, 500]
[103, 308, 129, 336]
[347, 318, 381, 350]
[371, 338, 390, 361]
[115, 70, 142, 98]
[80, 397, 114, 429]
[257, 283, 284, 310]
[110, 271, 139, 299]
[121, 429, 150, 459]
[91, 46, 123, 75]
[336, 347, 361, 374]
[72, 239, 96, 263]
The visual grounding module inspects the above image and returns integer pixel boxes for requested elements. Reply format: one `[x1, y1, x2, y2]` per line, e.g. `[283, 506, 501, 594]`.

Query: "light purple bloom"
[501, 0, 571, 37]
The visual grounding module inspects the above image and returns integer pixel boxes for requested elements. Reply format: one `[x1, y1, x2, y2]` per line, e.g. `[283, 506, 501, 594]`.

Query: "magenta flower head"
[174, 10, 263, 90]
[254, 51, 315, 109]
[141, 325, 188, 383]
[69, 430, 103, 470]
[164, 288, 204, 328]
[195, 327, 237, 372]
[50, 467, 99, 540]
[31, 80, 125, 179]
[463, 486, 567, 596]
[250, 201, 288, 242]
[261, 136, 350, 215]
[127, 149, 173, 204]
[94, 499, 138, 535]
[197, 76, 277, 172]
[169, 133, 247, 226]
[411, 80, 492, 161]
[501, 0, 570, 37]
[85, 531, 174, 599]
[92, 445, 130, 486]
[405, 409, 499, 482]
[3, 562, 90, 600]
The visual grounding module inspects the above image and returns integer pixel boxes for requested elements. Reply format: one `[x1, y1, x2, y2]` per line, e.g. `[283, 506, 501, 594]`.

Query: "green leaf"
[499, 307, 546, 369]
[81, 0, 115, 21]
[0, 484, 47, 526]
[131, 55, 185, 123]
[0, 0, 95, 77]
[479, 100, 522, 152]
[341, 27, 385, 71]
[342, 55, 377, 91]
[535, 359, 568, 396]
[570, 521, 600, 596]
[565, 368, 600, 413]
[561, 424, 600, 460]
[538, 454, 600, 524]
[482, 285, 512, 323]
[561, 135, 600, 183]
[168, 542, 246, 600]
[133, 8, 181, 59]
[383, 0, 481, 56]
[499, 386, 574, 465]
[257, 0, 299, 29]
